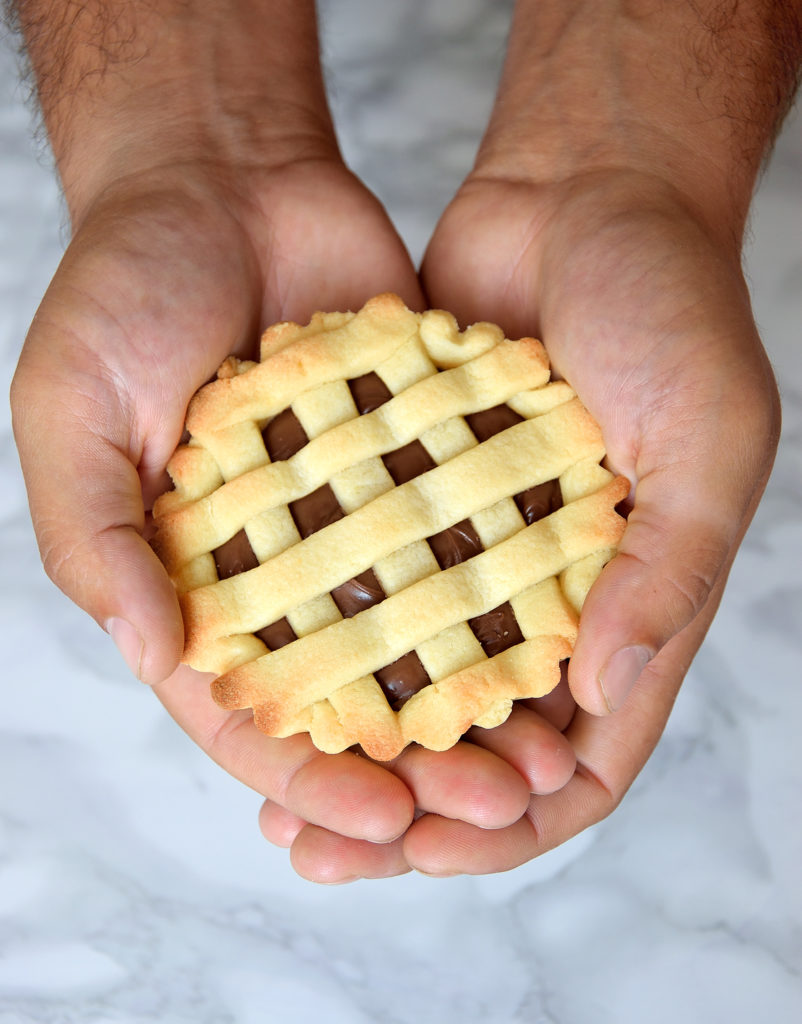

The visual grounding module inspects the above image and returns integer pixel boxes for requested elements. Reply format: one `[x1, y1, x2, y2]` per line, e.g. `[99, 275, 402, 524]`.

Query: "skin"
[8, 0, 800, 881]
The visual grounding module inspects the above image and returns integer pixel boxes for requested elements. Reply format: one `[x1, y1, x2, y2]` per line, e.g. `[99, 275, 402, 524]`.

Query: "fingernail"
[599, 645, 652, 712]
[106, 617, 145, 681]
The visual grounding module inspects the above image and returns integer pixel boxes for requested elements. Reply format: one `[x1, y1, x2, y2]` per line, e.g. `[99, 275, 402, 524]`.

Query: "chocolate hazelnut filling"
[212, 370, 562, 709]
[213, 532, 297, 650]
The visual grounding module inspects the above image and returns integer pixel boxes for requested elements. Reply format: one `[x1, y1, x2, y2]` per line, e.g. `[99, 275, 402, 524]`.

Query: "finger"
[154, 666, 416, 843]
[11, 357, 184, 685]
[519, 666, 577, 732]
[387, 739, 532, 829]
[569, 387, 777, 716]
[404, 814, 534, 877]
[403, 763, 615, 876]
[290, 828, 410, 884]
[402, 711, 639, 877]
[258, 799, 307, 849]
[285, 749, 414, 842]
[466, 705, 577, 796]
[404, 613, 705, 876]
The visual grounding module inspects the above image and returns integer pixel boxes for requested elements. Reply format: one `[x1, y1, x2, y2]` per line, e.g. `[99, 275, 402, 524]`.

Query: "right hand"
[13, 153, 580, 882]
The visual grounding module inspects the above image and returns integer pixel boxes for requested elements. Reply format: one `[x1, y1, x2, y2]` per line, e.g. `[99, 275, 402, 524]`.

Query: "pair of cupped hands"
[11, 145, 778, 882]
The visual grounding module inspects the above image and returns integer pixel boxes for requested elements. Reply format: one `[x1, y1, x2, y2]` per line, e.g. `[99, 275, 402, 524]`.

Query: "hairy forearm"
[10, 0, 335, 220]
[479, 0, 802, 239]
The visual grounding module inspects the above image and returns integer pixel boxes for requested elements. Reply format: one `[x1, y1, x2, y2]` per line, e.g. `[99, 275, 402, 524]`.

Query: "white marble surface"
[1, 2, 801, 1021]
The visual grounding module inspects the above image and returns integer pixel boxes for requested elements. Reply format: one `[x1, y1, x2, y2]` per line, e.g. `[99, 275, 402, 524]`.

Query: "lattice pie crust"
[152, 294, 628, 760]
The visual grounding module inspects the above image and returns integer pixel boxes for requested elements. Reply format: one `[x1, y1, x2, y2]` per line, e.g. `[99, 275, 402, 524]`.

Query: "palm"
[409, 172, 779, 870]
[13, 161, 441, 867]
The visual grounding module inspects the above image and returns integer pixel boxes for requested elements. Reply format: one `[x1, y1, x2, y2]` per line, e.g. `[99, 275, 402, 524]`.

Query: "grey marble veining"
[1, 2, 801, 1021]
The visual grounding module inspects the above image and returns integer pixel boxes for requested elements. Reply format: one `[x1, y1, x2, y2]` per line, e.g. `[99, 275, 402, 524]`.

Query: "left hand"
[377, 167, 781, 875]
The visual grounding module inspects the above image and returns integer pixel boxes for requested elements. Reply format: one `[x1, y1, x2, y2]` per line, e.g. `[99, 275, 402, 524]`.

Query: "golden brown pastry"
[152, 294, 628, 760]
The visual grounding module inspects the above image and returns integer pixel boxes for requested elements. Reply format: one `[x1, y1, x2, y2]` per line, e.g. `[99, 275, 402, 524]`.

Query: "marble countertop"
[1, 2, 800, 1021]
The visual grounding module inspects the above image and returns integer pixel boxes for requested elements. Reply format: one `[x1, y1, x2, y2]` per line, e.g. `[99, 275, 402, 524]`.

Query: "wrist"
[474, 0, 802, 246]
[17, 0, 339, 226]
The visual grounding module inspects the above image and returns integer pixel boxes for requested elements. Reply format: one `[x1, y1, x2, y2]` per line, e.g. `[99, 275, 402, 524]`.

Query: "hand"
[12, 150, 581, 883]
[10, 153, 425, 879]
[407, 166, 780, 873]
[378, 0, 793, 879]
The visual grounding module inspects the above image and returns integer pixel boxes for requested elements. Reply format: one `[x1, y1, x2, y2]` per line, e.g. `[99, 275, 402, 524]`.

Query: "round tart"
[152, 294, 627, 760]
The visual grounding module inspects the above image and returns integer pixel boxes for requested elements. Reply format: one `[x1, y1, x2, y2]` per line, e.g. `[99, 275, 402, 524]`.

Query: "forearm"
[11, 0, 336, 223]
[478, 0, 802, 242]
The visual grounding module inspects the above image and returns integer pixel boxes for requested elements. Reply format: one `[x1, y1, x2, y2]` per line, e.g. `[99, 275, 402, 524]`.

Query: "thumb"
[11, 354, 184, 686]
[568, 400, 779, 716]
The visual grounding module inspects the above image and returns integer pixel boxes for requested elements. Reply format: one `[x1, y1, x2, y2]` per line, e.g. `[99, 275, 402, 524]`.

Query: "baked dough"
[152, 294, 628, 760]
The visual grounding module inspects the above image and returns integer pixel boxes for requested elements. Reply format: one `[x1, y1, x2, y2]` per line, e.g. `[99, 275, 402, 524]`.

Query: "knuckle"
[661, 559, 718, 632]
[619, 544, 721, 636]
[37, 523, 83, 593]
